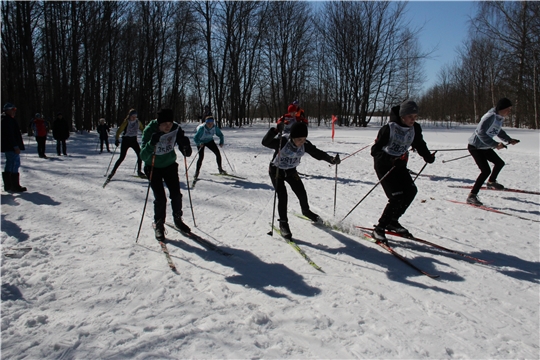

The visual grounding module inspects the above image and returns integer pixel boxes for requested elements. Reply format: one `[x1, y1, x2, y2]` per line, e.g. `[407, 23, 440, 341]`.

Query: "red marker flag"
[331, 115, 338, 141]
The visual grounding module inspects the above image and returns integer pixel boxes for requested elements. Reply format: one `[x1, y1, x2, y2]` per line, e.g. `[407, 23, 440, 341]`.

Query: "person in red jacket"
[31, 113, 50, 158]
[276, 103, 308, 135]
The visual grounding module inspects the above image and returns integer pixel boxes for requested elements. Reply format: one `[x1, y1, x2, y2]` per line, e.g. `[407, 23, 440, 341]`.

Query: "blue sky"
[405, 1, 477, 92]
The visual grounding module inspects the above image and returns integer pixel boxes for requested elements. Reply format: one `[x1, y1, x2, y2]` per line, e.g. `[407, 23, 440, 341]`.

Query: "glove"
[424, 153, 436, 164]
[331, 154, 341, 165]
[179, 137, 192, 157]
[115, 139, 120, 147]
[150, 131, 163, 146]
[509, 139, 520, 145]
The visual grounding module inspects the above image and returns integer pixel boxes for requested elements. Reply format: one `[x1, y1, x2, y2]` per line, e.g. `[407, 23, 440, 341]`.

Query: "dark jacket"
[97, 123, 110, 140]
[371, 105, 432, 170]
[262, 127, 333, 176]
[53, 117, 70, 141]
[1, 113, 25, 152]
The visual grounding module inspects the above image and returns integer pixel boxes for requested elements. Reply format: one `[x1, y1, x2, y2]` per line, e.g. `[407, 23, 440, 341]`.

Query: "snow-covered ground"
[1, 121, 539, 359]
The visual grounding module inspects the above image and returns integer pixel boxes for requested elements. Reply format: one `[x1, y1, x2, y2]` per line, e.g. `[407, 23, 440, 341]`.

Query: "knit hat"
[496, 98, 512, 112]
[3, 103, 16, 111]
[35, 113, 42, 118]
[399, 100, 419, 117]
[157, 109, 174, 124]
[205, 116, 214, 123]
[129, 110, 137, 116]
[288, 104, 297, 114]
[290, 121, 308, 139]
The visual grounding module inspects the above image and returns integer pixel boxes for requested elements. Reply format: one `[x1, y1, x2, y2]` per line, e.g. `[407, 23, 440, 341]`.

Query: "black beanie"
[157, 109, 174, 124]
[496, 98, 512, 112]
[290, 121, 308, 139]
[399, 100, 419, 117]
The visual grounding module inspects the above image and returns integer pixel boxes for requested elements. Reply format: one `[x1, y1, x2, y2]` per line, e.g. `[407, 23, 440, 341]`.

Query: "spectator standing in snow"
[31, 113, 50, 158]
[140, 109, 193, 240]
[52, 112, 70, 156]
[1, 103, 27, 192]
[370, 100, 435, 244]
[466, 97, 520, 206]
[262, 121, 340, 240]
[96, 118, 110, 153]
[193, 115, 225, 179]
[276, 103, 308, 135]
[108, 109, 145, 180]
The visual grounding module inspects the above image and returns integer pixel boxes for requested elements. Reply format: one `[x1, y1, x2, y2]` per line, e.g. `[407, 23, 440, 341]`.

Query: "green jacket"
[141, 120, 192, 169]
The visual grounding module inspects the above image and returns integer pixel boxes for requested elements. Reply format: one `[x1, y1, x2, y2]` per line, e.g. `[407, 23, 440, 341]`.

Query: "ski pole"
[413, 151, 437, 182]
[183, 155, 196, 227]
[136, 152, 155, 243]
[430, 148, 468, 152]
[333, 164, 338, 217]
[340, 166, 395, 223]
[442, 154, 471, 164]
[186, 145, 204, 172]
[104, 145, 118, 177]
[340, 141, 375, 163]
[268, 133, 284, 236]
[221, 145, 235, 173]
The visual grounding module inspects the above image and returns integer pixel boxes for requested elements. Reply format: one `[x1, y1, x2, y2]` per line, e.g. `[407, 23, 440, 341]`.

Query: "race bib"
[155, 129, 178, 155]
[273, 140, 305, 170]
[383, 122, 415, 156]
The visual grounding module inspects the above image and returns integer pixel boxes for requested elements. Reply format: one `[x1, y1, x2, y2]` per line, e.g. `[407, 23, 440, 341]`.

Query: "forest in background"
[1, 1, 539, 131]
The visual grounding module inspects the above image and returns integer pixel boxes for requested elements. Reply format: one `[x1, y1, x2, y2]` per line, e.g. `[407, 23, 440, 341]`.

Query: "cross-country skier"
[262, 121, 340, 239]
[466, 97, 520, 206]
[193, 116, 225, 179]
[370, 100, 435, 244]
[140, 108, 193, 240]
[108, 109, 146, 181]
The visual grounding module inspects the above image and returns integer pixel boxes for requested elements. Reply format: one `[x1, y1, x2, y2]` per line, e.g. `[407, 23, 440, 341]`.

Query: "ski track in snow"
[1, 123, 539, 359]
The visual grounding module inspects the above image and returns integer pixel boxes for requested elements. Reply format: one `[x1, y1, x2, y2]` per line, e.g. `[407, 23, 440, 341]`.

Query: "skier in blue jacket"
[466, 97, 519, 206]
[193, 116, 225, 179]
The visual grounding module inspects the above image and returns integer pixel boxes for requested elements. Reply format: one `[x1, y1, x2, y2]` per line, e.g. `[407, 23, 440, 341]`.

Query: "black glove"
[179, 136, 192, 157]
[509, 139, 520, 145]
[150, 132, 164, 146]
[424, 153, 436, 164]
[115, 139, 120, 147]
[331, 154, 341, 165]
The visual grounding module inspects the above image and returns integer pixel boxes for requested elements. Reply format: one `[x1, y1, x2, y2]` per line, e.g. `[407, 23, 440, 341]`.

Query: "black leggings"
[468, 144, 505, 194]
[111, 136, 142, 174]
[375, 163, 418, 227]
[36, 136, 46, 157]
[144, 162, 183, 223]
[196, 141, 222, 173]
[269, 165, 310, 222]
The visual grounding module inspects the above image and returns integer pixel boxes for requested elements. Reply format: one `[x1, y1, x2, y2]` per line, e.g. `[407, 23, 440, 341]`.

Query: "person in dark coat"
[1, 103, 27, 192]
[96, 118, 111, 153]
[52, 112, 70, 156]
[262, 121, 340, 239]
[370, 100, 435, 244]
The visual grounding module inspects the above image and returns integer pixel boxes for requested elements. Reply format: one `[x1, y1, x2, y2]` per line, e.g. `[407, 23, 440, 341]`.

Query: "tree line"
[2, 1, 539, 132]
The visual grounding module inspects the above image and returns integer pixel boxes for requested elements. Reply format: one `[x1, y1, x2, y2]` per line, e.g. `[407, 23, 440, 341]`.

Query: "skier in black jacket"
[370, 100, 435, 244]
[262, 122, 340, 239]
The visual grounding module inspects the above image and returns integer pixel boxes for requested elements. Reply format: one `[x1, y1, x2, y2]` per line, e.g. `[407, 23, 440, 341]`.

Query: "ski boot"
[173, 214, 191, 233]
[279, 220, 292, 240]
[154, 220, 166, 241]
[466, 193, 483, 206]
[487, 181, 504, 190]
[371, 226, 388, 245]
[386, 220, 412, 238]
[302, 209, 320, 223]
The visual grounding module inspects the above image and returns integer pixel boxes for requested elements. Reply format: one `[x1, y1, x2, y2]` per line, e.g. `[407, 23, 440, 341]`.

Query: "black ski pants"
[144, 162, 183, 223]
[111, 136, 142, 174]
[269, 165, 310, 222]
[56, 140, 67, 155]
[468, 144, 505, 195]
[35, 136, 46, 157]
[196, 141, 222, 173]
[375, 162, 417, 227]
[100, 138, 110, 152]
